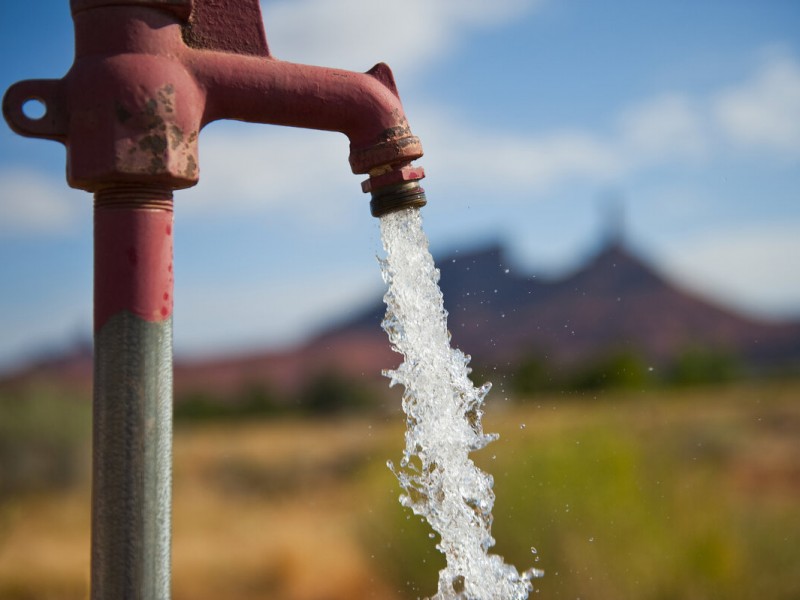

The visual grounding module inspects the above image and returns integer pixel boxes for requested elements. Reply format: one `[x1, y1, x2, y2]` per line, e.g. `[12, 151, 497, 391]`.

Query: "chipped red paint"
[94, 201, 174, 330]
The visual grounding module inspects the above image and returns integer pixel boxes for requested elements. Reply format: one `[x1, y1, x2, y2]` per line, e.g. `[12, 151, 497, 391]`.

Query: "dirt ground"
[1, 381, 799, 599]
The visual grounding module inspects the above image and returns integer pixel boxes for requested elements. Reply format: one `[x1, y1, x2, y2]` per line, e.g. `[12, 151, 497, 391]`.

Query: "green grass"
[0, 385, 91, 498]
[1, 380, 798, 599]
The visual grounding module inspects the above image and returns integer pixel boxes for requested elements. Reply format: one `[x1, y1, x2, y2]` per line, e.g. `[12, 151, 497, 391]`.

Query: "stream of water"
[379, 208, 542, 599]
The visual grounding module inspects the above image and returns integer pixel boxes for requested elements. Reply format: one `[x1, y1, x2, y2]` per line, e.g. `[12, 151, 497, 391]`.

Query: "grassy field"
[1, 380, 799, 599]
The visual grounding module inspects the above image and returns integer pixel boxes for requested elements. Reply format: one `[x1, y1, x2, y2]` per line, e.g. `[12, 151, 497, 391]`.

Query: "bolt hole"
[22, 98, 47, 120]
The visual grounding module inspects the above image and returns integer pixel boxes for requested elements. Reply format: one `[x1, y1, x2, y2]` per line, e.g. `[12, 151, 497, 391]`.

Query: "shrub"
[297, 371, 373, 416]
[568, 350, 653, 391]
[668, 347, 741, 386]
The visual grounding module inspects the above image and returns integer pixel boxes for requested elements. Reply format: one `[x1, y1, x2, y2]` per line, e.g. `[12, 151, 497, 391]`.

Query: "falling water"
[379, 208, 542, 599]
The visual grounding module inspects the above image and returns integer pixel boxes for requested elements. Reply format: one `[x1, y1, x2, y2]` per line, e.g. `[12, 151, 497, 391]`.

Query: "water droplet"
[526, 567, 545, 579]
[520, 423, 526, 430]
[530, 546, 537, 554]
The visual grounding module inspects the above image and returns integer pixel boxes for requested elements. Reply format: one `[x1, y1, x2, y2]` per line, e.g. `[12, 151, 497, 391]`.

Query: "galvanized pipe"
[92, 187, 174, 600]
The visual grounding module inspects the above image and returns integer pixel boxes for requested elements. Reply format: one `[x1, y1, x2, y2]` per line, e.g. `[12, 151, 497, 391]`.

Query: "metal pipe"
[93, 186, 174, 599]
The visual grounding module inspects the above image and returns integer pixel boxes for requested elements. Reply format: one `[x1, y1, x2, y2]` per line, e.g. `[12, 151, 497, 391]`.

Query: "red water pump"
[2, 1, 426, 597]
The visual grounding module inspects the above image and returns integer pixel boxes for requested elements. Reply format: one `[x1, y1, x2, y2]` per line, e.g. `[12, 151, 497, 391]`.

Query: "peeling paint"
[183, 154, 197, 178]
[169, 124, 184, 149]
[139, 134, 168, 154]
[115, 84, 199, 183]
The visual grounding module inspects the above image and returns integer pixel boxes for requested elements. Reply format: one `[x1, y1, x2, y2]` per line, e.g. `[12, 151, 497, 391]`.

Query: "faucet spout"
[193, 56, 423, 175]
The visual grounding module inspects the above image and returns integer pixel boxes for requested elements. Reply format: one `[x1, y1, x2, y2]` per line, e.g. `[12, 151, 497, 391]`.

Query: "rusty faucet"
[3, 0, 427, 211]
[2, 1, 426, 598]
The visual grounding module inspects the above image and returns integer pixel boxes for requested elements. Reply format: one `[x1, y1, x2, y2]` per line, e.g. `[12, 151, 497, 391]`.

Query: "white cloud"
[422, 118, 622, 193]
[194, 125, 348, 204]
[187, 123, 364, 229]
[618, 93, 709, 162]
[182, 107, 621, 219]
[416, 52, 800, 199]
[0, 168, 85, 234]
[261, 0, 542, 78]
[714, 54, 800, 157]
[656, 224, 800, 319]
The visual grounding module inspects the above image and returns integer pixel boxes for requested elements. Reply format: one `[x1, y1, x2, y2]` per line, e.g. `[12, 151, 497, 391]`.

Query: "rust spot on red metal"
[183, 154, 197, 178]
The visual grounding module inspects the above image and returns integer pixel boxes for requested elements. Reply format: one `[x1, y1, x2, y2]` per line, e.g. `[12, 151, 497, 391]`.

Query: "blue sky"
[1, 0, 799, 371]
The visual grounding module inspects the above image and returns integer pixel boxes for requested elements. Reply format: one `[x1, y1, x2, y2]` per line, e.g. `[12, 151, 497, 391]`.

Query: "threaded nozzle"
[370, 181, 427, 218]
[362, 164, 426, 218]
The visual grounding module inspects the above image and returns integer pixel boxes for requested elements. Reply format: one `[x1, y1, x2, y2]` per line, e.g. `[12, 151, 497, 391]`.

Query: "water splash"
[379, 208, 541, 599]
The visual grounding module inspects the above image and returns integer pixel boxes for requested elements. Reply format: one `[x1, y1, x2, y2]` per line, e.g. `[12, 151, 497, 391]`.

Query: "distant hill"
[318, 240, 800, 374]
[3, 239, 799, 396]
